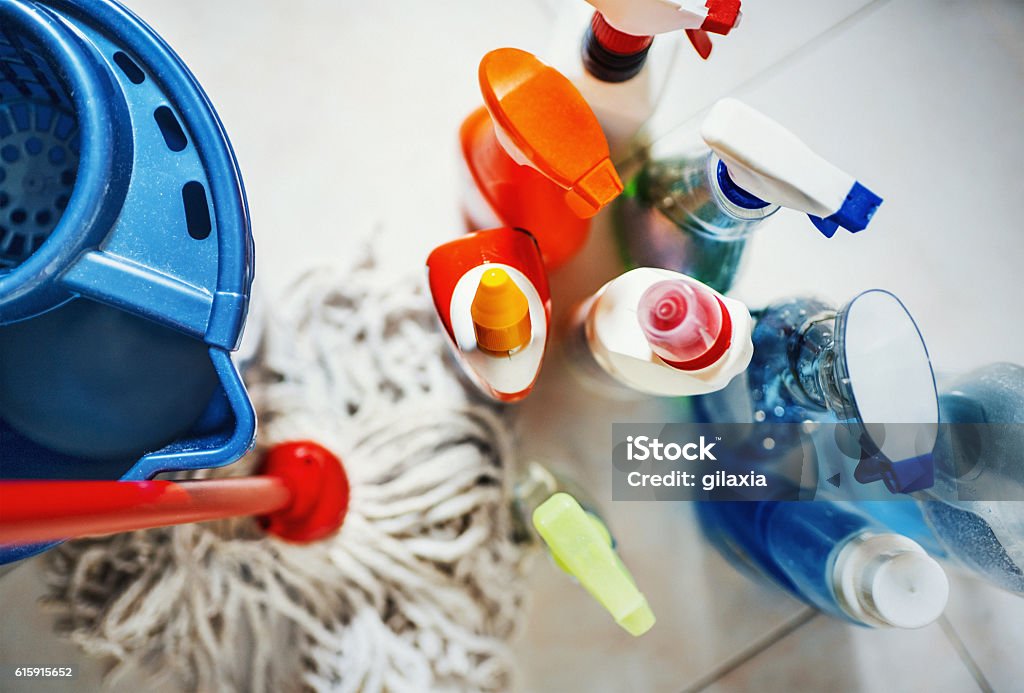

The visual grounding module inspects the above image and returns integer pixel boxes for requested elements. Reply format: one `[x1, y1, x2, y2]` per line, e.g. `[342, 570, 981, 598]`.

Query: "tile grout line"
[937, 614, 995, 693]
[680, 608, 819, 693]
[619, 0, 896, 171]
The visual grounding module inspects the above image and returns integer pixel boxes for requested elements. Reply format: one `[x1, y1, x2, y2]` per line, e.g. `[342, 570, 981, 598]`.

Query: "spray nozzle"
[533, 493, 655, 636]
[702, 98, 883, 237]
[584, 1, 741, 61]
[471, 268, 532, 355]
[585, 0, 741, 38]
[637, 279, 731, 370]
[479, 48, 622, 218]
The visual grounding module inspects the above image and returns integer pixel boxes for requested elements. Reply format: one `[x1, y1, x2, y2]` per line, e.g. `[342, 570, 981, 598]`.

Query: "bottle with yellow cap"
[460, 47, 623, 271]
[513, 461, 656, 636]
[426, 228, 551, 402]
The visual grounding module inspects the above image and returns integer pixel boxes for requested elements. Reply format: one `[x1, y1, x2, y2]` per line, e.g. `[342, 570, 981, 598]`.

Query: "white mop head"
[42, 254, 530, 692]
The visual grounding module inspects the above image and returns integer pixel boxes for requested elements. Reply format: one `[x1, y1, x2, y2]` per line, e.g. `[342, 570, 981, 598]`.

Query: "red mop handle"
[0, 441, 349, 546]
[0, 477, 291, 545]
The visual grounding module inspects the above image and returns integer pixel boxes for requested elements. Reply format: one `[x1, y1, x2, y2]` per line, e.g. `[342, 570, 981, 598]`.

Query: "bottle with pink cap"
[564, 267, 752, 397]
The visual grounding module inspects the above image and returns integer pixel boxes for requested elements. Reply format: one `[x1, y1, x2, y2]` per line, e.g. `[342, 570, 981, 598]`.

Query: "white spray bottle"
[565, 267, 752, 397]
[547, 0, 742, 162]
[616, 98, 884, 293]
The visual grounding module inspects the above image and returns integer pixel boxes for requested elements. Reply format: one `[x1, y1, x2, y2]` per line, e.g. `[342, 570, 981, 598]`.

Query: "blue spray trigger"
[808, 215, 839, 238]
[855, 452, 935, 495]
[808, 182, 883, 237]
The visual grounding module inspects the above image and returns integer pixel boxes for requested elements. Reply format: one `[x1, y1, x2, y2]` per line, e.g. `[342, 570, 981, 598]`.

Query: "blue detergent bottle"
[851, 364, 1024, 585]
[0, 0, 256, 564]
[913, 363, 1024, 593]
[699, 499, 949, 628]
[697, 289, 940, 497]
[613, 98, 883, 293]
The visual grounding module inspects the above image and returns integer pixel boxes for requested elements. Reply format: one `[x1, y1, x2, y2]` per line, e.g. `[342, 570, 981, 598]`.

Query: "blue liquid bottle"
[697, 290, 940, 497]
[916, 363, 1024, 593]
[614, 98, 882, 293]
[615, 145, 773, 293]
[699, 500, 949, 628]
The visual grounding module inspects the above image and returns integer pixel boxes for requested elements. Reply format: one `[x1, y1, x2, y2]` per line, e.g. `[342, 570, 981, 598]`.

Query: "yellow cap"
[532, 493, 656, 637]
[471, 268, 532, 355]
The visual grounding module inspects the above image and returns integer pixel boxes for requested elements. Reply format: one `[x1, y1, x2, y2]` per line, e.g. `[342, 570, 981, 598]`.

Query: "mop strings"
[43, 253, 530, 693]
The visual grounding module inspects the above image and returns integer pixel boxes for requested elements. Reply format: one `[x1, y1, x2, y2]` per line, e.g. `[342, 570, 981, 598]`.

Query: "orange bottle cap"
[478, 48, 623, 218]
[471, 268, 532, 355]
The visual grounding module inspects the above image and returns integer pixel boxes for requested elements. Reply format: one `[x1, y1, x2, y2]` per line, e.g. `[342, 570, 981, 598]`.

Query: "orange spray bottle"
[460, 48, 624, 270]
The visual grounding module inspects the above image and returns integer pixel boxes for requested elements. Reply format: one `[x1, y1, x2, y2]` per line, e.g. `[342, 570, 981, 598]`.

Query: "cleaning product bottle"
[565, 267, 752, 397]
[914, 363, 1024, 593]
[460, 47, 623, 270]
[547, 0, 742, 162]
[696, 289, 940, 496]
[513, 461, 655, 636]
[699, 499, 949, 628]
[426, 227, 551, 403]
[615, 98, 883, 293]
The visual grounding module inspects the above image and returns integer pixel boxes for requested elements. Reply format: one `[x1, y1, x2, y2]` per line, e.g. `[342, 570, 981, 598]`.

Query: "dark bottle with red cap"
[547, 0, 742, 160]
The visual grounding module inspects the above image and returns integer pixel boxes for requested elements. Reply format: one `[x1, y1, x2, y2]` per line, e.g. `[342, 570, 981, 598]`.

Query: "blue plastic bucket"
[0, 0, 256, 563]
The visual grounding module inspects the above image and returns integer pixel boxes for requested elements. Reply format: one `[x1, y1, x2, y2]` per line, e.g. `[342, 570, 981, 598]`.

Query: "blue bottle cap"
[716, 160, 769, 210]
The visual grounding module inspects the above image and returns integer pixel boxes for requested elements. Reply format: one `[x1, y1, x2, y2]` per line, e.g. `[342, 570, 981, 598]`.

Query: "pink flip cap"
[637, 280, 730, 369]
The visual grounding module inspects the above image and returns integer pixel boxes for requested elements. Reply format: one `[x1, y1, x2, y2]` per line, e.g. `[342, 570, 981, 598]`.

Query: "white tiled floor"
[702, 615, 980, 693]
[2, 0, 1023, 691]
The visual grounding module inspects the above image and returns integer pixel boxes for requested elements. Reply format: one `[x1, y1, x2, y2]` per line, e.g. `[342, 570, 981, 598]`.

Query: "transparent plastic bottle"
[614, 151, 774, 293]
[614, 99, 882, 294]
[696, 290, 940, 497]
[917, 363, 1024, 593]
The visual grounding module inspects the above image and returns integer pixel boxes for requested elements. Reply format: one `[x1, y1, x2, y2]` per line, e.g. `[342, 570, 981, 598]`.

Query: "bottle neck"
[786, 311, 851, 415]
[581, 12, 653, 83]
[706, 154, 781, 224]
[633, 152, 777, 241]
[511, 461, 560, 544]
[512, 461, 610, 544]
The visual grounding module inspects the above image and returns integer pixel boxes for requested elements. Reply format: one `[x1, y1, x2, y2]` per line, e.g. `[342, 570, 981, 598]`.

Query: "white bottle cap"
[701, 98, 882, 237]
[833, 533, 949, 629]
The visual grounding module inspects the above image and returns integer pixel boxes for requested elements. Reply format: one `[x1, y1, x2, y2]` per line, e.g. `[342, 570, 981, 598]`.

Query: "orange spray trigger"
[471, 268, 532, 355]
[565, 159, 622, 218]
[478, 48, 623, 217]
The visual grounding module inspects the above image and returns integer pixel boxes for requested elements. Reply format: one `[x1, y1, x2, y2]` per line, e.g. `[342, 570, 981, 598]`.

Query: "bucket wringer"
[0, 0, 256, 563]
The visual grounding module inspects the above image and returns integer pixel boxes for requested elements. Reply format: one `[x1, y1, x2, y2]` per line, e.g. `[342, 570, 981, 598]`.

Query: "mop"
[42, 252, 531, 692]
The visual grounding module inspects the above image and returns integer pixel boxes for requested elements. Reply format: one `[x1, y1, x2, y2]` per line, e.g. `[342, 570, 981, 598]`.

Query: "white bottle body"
[545, 1, 675, 165]
[571, 267, 753, 397]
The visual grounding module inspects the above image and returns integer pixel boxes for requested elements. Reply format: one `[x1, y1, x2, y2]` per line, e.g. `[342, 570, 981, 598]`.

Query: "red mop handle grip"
[0, 477, 290, 545]
[0, 441, 349, 546]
